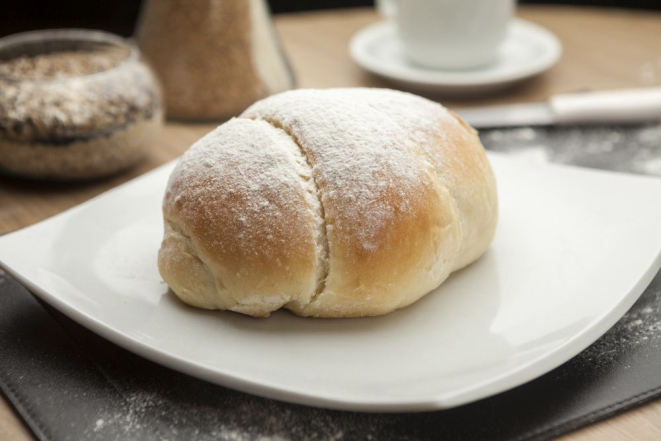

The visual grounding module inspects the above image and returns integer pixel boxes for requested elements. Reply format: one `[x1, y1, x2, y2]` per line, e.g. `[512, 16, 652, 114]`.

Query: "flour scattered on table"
[94, 418, 105, 432]
[481, 123, 661, 176]
[84, 381, 388, 441]
[574, 271, 661, 369]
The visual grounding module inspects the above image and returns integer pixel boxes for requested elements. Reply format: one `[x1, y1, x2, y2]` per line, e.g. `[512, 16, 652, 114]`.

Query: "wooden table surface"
[2, 5, 661, 440]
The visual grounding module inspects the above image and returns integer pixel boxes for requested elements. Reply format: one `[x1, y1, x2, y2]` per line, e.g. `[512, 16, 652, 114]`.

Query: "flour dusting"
[572, 271, 661, 371]
[481, 123, 661, 176]
[242, 88, 451, 253]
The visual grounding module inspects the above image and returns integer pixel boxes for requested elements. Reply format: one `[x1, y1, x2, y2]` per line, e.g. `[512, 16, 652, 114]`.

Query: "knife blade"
[454, 87, 661, 129]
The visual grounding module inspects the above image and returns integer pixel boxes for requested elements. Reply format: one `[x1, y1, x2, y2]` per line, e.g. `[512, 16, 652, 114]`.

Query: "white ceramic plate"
[1, 154, 661, 412]
[349, 19, 562, 95]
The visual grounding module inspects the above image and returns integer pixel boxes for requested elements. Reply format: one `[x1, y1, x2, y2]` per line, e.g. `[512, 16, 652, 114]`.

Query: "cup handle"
[376, 0, 398, 18]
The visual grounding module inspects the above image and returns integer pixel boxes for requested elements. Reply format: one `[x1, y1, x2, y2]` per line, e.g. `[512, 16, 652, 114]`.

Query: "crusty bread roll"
[158, 88, 497, 318]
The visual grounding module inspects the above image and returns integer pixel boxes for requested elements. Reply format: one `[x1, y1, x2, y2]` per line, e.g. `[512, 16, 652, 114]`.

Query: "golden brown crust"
[159, 88, 498, 318]
[158, 118, 319, 317]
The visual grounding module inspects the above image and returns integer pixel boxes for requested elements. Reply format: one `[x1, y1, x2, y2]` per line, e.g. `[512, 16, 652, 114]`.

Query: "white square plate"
[2, 153, 661, 412]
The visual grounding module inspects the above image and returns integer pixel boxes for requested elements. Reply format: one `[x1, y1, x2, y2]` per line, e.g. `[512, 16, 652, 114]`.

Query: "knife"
[454, 87, 661, 129]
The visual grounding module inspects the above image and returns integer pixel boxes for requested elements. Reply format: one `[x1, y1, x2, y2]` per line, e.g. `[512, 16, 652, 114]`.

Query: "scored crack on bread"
[159, 118, 321, 317]
[158, 88, 498, 318]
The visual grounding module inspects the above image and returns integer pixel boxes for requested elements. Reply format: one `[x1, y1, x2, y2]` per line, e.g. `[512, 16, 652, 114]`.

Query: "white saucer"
[349, 18, 562, 95]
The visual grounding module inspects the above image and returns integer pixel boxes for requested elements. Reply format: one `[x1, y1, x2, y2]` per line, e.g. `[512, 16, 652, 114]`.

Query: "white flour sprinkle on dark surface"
[481, 123, 661, 176]
[571, 272, 661, 371]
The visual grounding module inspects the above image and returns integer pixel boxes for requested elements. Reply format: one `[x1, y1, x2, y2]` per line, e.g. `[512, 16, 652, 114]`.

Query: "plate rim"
[349, 18, 563, 88]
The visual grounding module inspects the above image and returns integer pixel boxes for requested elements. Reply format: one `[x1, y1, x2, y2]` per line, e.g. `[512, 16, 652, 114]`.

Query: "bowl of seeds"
[0, 29, 163, 180]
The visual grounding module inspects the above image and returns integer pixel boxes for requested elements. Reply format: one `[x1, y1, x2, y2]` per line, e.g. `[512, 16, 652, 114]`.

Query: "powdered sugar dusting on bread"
[264, 121, 330, 300]
[349, 88, 476, 188]
[160, 88, 497, 317]
[345, 89, 497, 269]
[166, 120, 306, 256]
[242, 88, 433, 253]
[163, 118, 320, 312]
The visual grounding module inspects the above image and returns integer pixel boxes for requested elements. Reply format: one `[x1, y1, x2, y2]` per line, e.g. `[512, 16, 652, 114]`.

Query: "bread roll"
[158, 88, 497, 317]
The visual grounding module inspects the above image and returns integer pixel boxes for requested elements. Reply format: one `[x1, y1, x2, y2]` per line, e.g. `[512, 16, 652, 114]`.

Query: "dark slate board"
[1, 123, 661, 441]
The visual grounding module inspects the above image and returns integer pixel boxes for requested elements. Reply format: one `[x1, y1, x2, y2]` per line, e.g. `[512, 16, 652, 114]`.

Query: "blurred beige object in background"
[0, 29, 163, 180]
[135, 0, 295, 121]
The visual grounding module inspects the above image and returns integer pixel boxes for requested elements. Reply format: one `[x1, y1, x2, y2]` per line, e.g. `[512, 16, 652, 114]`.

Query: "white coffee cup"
[377, 0, 516, 70]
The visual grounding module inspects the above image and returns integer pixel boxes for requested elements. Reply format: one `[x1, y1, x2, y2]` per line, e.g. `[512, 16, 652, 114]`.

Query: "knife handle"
[550, 87, 661, 125]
